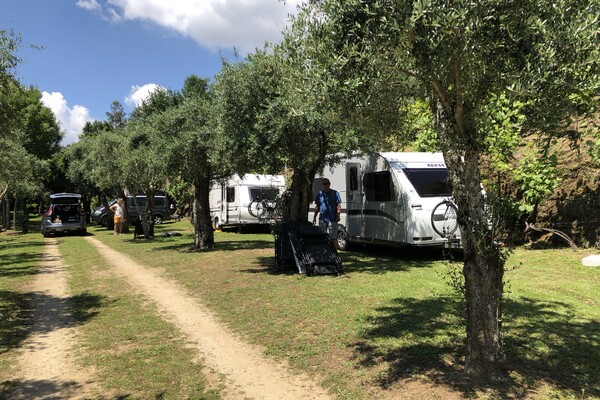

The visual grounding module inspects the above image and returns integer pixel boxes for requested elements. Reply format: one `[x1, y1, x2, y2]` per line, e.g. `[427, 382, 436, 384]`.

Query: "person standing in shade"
[312, 179, 342, 245]
[110, 198, 125, 236]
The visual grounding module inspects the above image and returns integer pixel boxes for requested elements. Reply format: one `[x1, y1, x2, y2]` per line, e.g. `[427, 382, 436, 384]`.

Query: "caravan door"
[345, 162, 364, 238]
[224, 185, 238, 224]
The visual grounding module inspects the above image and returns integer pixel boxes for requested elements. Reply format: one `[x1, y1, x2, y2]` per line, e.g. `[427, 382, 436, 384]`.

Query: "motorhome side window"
[349, 167, 358, 191]
[226, 187, 235, 202]
[364, 171, 393, 201]
[155, 198, 164, 207]
[402, 169, 452, 197]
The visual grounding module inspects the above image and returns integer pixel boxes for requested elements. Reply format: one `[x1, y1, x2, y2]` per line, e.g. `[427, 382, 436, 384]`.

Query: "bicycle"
[431, 199, 459, 238]
[247, 198, 276, 223]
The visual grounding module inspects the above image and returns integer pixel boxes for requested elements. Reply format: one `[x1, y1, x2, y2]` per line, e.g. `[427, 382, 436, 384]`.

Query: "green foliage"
[480, 93, 527, 170]
[0, 32, 59, 202]
[406, 100, 438, 151]
[105, 100, 127, 129]
[592, 133, 600, 164]
[16, 86, 63, 160]
[129, 87, 182, 121]
[214, 51, 289, 175]
[513, 147, 562, 213]
[163, 177, 193, 215]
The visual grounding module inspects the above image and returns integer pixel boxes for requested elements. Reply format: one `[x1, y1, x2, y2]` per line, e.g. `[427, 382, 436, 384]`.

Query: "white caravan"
[210, 174, 285, 230]
[310, 152, 461, 250]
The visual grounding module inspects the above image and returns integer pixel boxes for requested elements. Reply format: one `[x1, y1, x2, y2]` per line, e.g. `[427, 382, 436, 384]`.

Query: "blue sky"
[0, 0, 299, 146]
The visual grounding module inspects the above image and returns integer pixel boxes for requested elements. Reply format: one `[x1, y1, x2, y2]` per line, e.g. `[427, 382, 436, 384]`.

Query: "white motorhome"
[310, 152, 461, 250]
[210, 174, 286, 230]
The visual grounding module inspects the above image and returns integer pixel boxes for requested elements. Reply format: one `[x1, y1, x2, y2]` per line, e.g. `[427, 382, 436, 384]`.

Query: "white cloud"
[41, 92, 93, 146]
[125, 83, 164, 108]
[79, 0, 302, 53]
[76, 0, 101, 11]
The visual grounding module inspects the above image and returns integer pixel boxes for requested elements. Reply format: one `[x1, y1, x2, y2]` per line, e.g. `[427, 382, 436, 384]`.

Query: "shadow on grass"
[0, 258, 40, 277]
[0, 290, 34, 355]
[0, 290, 104, 355]
[502, 297, 600, 397]
[0, 237, 45, 246]
[0, 379, 98, 399]
[248, 244, 453, 276]
[124, 234, 275, 253]
[342, 245, 451, 274]
[353, 295, 599, 398]
[0, 241, 44, 277]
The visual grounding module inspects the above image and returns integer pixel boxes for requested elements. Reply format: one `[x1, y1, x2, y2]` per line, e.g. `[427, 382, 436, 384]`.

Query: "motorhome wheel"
[336, 228, 349, 251]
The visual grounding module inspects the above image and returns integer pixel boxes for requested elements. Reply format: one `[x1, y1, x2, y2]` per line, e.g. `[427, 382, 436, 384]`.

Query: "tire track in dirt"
[85, 236, 332, 400]
[8, 239, 98, 400]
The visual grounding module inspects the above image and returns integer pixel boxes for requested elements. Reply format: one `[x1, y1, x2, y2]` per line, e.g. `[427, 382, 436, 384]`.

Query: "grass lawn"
[1, 218, 598, 399]
[86, 220, 600, 399]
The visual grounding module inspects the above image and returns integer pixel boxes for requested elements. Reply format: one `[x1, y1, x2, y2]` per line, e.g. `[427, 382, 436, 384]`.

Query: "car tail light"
[43, 206, 53, 218]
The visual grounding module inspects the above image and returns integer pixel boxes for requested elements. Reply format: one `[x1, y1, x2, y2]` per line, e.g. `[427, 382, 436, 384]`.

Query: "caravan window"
[249, 187, 280, 201]
[349, 167, 358, 191]
[402, 168, 452, 197]
[364, 171, 393, 201]
[226, 187, 235, 202]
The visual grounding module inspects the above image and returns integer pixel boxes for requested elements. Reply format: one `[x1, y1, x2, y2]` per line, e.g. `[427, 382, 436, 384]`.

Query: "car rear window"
[51, 198, 81, 205]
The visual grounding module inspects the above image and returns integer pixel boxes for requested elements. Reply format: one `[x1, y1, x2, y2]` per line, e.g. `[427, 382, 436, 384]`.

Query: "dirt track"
[9, 239, 97, 399]
[8, 236, 332, 400]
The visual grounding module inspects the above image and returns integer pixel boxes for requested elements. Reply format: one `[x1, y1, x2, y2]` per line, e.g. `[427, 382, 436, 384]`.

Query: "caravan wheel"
[336, 228, 350, 251]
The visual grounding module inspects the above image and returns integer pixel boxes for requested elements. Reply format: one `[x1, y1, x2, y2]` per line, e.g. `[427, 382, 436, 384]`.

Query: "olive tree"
[164, 76, 225, 249]
[303, 0, 599, 379]
[215, 28, 394, 224]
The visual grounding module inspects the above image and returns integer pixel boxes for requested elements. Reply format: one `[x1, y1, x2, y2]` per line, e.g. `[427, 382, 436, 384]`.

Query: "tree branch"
[0, 183, 8, 203]
[453, 52, 465, 138]
[431, 76, 453, 115]
[525, 222, 579, 251]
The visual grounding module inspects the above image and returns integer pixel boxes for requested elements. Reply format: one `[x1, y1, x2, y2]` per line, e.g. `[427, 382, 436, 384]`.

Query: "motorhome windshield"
[402, 168, 452, 197]
[249, 187, 280, 201]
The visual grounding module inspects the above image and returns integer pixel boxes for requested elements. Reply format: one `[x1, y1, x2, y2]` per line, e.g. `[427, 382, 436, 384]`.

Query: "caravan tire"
[336, 228, 350, 251]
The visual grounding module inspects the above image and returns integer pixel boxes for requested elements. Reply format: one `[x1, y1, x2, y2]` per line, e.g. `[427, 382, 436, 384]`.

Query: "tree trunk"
[0, 198, 5, 229]
[21, 200, 29, 234]
[444, 144, 505, 380]
[12, 197, 17, 231]
[287, 169, 312, 222]
[82, 195, 92, 224]
[144, 189, 155, 239]
[192, 177, 214, 250]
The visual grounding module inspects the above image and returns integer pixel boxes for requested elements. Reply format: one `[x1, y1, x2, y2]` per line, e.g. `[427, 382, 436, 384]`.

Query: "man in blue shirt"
[312, 178, 342, 244]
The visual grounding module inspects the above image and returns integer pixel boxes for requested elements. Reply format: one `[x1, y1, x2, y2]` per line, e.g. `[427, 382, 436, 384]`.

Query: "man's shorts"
[114, 216, 124, 224]
[318, 220, 338, 240]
